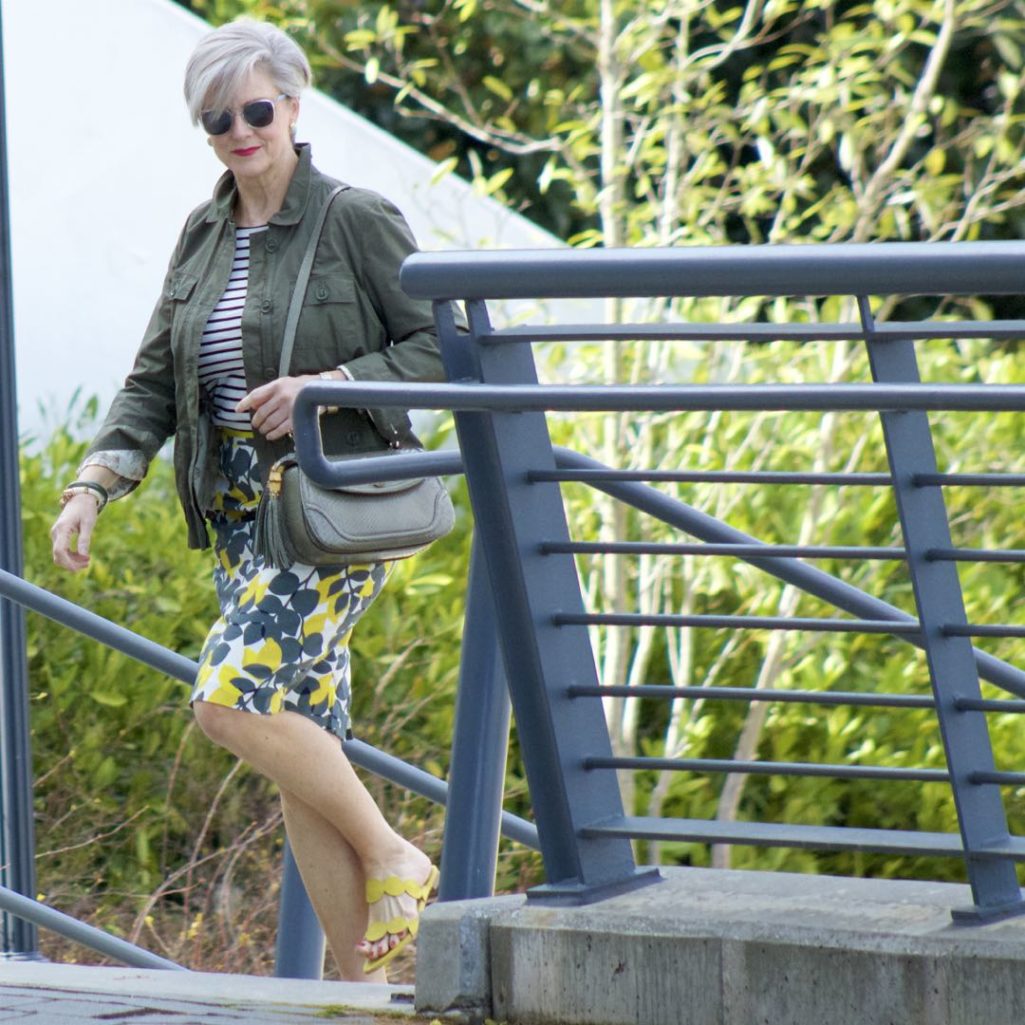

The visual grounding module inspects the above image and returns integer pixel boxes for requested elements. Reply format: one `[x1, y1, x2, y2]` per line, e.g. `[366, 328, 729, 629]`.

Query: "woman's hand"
[50, 495, 101, 572]
[236, 374, 318, 441]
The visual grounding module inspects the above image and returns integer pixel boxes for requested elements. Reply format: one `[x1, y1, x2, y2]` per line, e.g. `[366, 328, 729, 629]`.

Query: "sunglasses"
[201, 94, 288, 136]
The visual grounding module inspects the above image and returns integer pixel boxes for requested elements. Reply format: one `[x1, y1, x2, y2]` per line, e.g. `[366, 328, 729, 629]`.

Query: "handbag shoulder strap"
[278, 183, 350, 378]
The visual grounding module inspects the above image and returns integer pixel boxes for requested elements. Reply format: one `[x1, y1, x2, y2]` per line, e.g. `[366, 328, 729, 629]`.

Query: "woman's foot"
[357, 845, 438, 975]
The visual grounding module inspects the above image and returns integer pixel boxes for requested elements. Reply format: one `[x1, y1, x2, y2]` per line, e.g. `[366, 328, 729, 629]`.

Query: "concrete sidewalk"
[0, 962, 423, 1024]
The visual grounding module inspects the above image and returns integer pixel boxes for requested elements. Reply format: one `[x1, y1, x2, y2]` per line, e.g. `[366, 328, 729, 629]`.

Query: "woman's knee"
[193, 699, 242, 748]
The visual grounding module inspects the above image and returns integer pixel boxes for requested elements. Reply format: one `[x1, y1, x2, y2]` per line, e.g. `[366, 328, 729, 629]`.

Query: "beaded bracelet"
[59, 480, 109, 512]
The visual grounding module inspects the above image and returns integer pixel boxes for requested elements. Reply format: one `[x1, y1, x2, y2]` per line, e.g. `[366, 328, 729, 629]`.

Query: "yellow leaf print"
[250, 636, 284, 671]
[209, 664, 243, 705]
[238, 574, 271, 608]
[303, 612, 330, 638]
[308, 675, 335, 706]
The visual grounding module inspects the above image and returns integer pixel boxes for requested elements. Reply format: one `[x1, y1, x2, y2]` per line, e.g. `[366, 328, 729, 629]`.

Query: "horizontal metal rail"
[928, 548, 1025, 563]
[400, 241, 1025, 300]
[568, 684, 937, 709]
[544, 541, 907, 560]
[585, 756, 950, 783]
[943, 624, 1025, 639]
[556, 612, 922, 634]
[569, 684, 1025, 715]
[471, 320, 1025, 344]
[532, 469, 894, 486]
[956, 697, 1025, 713]
[297, 379, 1025, 414]
[579, 818, 1025, 860]
[536, 470, 1025, 488]
[915, 473, 1025, 486]
[973, 771, 1025, 785]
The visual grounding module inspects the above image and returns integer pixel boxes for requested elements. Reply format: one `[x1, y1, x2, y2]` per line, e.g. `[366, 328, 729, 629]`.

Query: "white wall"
[3, 0, 565, 438]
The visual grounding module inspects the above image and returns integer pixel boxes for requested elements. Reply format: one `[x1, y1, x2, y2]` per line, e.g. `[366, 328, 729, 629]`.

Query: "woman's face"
[204, 67, 299, 185]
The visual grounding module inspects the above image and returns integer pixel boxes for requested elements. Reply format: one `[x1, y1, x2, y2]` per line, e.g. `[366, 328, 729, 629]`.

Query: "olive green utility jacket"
[85, 145, 446, 549]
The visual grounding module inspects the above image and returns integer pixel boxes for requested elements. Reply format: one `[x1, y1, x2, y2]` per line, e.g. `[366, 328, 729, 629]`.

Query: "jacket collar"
[205, 143, 314, 226]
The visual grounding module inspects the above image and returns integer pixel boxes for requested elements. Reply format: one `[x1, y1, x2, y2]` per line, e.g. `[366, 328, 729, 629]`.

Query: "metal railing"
[293, 240, 1025, 923]
[6, 238, 1025, 974]
[0, 565, 538, 972]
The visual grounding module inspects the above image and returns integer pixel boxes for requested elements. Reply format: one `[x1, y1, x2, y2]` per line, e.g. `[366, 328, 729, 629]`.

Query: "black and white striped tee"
[198, 225, 267, 429]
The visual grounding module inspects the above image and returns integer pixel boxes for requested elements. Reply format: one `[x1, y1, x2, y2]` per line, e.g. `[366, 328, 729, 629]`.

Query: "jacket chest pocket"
[166, 273, 200, 357]
[294, 273, 363, 370]
[166, 272, 199, 303]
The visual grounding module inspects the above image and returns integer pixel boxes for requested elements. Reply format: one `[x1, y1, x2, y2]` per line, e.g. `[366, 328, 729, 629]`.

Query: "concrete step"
[415, 865, 1025, 1025]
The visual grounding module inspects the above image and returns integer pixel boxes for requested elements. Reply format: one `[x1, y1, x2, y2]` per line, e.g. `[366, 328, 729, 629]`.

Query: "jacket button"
[315, 284, 329, 301]
[265, 237, 278, 252]
[261, 299, 273, 313]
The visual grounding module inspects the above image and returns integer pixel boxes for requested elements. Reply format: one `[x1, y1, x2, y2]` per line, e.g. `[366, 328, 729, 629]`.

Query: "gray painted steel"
[306, 241, 1025, 917]
[860, 299, 1023, 918]
[438, 537, 513, 900]
[273, 845, 326, 979]
[401, 241, 1025, 300]
[0, 5, 37, 959]
[298, 378, 1025, 413]
[436, 297, 660, 905]
[0, 885, 183, 971]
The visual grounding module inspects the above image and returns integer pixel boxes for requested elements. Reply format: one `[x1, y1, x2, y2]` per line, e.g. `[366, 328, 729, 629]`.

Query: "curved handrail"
[292, 382, 1025, 700]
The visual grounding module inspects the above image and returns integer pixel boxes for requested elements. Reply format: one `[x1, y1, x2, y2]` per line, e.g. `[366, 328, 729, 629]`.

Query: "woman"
[49, 18, 440, 981]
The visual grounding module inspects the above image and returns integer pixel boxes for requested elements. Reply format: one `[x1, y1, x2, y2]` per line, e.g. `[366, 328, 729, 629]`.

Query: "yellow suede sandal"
[361, 864, 440, 974]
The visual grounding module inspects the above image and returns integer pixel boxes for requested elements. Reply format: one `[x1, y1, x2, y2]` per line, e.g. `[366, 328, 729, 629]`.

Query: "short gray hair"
[184, 18, 311, 124]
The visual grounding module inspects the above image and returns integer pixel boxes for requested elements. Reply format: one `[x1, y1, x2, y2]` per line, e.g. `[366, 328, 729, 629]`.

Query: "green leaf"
[91, 691, 128, 708]
[482, 75, 513, 102]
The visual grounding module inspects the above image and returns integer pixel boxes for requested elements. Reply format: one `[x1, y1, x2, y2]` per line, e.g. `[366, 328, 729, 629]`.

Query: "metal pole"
[274, 842, 325, 979]
[438, 535, 512, 900]
[0, 886, 183, 971]
[0, 6, 39, 959]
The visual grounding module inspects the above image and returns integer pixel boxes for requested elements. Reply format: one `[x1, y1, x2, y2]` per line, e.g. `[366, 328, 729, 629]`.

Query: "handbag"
[253, 185, 455, 568]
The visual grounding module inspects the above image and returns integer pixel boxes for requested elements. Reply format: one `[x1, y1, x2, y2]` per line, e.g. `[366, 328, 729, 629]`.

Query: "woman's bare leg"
[194, 701, 432, 973]
[280, 789, 386, 981]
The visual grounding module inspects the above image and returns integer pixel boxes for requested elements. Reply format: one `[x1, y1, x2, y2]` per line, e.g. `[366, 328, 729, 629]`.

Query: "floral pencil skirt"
[192, 429, 388, 740]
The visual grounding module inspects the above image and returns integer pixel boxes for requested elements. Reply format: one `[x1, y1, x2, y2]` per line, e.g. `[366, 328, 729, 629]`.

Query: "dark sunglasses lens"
[201, 110, 232, 136]
[242, 100, 276, 129]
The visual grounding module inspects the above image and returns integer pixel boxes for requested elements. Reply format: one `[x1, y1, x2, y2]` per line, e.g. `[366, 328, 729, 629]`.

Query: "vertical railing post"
[0, 5, 40, 960]
[432, 299, 659, 904]
[438, 534, 511, 900]
[861, 297, 1025, 920]
[274, 842, 325, 979]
